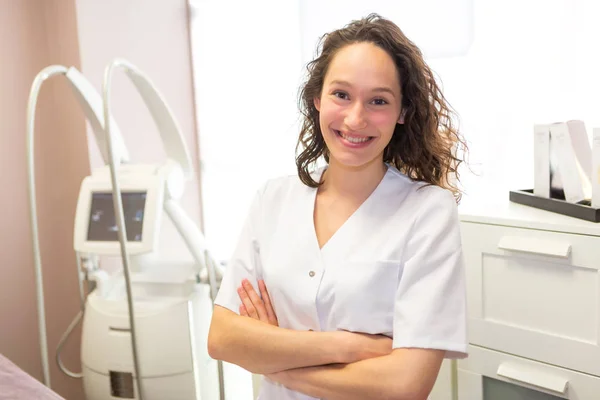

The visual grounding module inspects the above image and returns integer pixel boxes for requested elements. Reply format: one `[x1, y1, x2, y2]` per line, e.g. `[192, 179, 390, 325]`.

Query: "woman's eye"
[333, 91, 349, 100]
[372, 98, 388, 106]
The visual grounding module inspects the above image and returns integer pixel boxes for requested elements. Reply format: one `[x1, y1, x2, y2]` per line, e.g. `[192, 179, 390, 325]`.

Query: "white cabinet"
[458, 199, 600, 399]
[458, 345, 600, 399]
[461, 222, 600, 376]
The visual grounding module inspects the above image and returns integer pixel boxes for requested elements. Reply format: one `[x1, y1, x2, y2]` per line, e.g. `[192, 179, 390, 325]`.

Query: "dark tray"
[509, 189, 600, 223]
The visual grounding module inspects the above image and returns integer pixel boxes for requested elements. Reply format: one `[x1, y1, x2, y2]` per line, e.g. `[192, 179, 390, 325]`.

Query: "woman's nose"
[344, 102, 368, 131]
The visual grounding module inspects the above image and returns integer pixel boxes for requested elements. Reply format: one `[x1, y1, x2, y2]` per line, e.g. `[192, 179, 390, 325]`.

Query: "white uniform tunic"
[214, 165, 468, 400]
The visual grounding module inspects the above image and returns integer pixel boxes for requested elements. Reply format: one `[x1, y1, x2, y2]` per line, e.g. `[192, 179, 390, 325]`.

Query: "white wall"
[430, 0, 600, 195]
[189, 0, 472, 260]
[190, 0, 472, 261]
[298, 0, 473, 62]
[191, 1, 600, 260]
[189, 0, 304, 261]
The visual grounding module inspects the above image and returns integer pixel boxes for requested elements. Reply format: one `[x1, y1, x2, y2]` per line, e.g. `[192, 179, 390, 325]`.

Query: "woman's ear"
[397, 109, 405, 124]
[314, 97, 321, 112]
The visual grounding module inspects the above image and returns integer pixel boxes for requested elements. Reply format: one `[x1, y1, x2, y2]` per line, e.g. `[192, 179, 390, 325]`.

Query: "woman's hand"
[265, 369, 292, 387]
[237, 279, 279, 327]
[237, 279, 392, 365]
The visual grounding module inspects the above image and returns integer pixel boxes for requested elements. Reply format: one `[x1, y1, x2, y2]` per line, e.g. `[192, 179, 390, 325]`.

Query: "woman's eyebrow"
[329, 79, 396, 98]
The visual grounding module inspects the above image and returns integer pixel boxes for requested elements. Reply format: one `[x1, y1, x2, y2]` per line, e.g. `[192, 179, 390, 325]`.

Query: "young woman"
[208, 13, 468, 400]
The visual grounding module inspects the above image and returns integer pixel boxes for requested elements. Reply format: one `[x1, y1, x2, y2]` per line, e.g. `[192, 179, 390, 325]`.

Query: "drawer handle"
[498, 236, 571, 258]
[497, 362, 569, 394]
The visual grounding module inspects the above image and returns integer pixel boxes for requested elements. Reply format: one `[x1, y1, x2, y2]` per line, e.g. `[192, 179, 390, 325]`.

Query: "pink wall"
[0, 1, 88, 399]
[0, 0, 202, 398]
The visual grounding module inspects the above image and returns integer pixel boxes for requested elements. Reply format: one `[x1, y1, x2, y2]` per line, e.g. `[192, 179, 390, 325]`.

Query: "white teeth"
[338, 131, 370, 143]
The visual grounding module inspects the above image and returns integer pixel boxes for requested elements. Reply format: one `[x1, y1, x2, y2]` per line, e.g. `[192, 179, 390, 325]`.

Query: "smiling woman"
[208, 14, 468, 400]
[296, 15, 467, 199]
[313, 43, 403, 169]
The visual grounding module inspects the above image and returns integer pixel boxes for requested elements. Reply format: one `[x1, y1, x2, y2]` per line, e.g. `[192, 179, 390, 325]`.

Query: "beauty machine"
[27, 60, 224, 400]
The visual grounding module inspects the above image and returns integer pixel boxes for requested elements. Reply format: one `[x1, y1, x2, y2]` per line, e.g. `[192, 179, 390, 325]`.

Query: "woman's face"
[315, 42, 404, 170]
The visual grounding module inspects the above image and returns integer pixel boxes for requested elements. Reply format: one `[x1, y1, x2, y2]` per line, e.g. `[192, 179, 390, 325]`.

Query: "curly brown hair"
[296, 13, 468, 201]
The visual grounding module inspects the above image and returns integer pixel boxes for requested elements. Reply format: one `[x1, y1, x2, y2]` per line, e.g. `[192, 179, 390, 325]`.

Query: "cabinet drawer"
[458, 345, 600, 399]
[460, 221, 600, 376]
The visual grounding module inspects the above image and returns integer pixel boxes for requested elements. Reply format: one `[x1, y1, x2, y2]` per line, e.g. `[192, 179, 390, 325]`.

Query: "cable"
[55, 252, 88, 379]
[103, 61, 144, 400]
[56, 311, 84, 379]
[26, 65, 70, 388]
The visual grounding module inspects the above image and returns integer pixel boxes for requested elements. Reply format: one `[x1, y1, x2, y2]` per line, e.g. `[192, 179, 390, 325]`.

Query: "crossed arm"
[207, 279, 444, 400]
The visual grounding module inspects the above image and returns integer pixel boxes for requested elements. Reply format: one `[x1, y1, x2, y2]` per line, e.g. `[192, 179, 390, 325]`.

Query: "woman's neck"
[319, 158, 387, 200]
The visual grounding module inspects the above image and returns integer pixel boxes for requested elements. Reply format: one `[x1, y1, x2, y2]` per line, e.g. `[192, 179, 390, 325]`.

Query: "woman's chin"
[328, 152, 383, 170]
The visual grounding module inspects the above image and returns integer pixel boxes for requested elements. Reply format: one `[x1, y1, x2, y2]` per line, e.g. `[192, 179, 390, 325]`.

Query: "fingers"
[239, 304, 249, 317]
[258, 280, 278, 326]
[243, 279, 270, 321]
[237, 284, 259, 319]
[238, 279, 269, 321]
[237, 279, 279, 327]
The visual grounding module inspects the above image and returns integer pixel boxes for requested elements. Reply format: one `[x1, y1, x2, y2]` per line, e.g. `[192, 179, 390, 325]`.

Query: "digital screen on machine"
[87, 192, 147, 242]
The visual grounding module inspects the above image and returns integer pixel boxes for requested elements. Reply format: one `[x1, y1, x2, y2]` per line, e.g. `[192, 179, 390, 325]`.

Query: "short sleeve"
[213, 187, 264, 314]
[392, 188, 468, 359]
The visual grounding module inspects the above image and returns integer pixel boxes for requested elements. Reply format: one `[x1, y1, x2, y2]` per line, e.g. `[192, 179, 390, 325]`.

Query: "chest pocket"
[333, 260, 402, 336]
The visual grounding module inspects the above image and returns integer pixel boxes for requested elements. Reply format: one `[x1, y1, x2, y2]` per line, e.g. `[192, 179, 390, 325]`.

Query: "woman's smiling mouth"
[334, 130, 375, 147]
